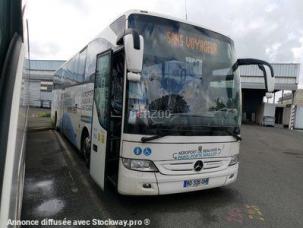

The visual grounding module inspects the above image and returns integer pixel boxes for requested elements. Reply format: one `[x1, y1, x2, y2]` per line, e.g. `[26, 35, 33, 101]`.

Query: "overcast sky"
[28, 0, 302, 84]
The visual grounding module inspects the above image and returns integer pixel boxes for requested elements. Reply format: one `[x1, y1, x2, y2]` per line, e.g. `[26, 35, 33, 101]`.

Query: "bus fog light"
[228, 154, 239, 166]
[122, 158, 158, 172]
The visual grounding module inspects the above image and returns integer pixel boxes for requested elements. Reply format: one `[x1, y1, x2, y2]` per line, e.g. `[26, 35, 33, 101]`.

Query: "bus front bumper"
[117, 160, 238, 195]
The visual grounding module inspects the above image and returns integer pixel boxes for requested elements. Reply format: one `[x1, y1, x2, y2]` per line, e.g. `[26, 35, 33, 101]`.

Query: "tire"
[81, 133, 91, 168]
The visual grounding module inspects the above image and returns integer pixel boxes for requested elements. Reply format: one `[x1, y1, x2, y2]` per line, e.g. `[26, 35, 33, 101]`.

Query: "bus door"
[90, 50, 113, 189]
[90, 49, 124, 189]
[106, 50, 124, 185]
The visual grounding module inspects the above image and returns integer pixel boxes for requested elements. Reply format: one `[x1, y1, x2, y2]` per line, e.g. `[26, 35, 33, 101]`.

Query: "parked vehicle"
[0, 0, 29, 225]
[257, 103, 276, 127]
[52, 10, 274, 195]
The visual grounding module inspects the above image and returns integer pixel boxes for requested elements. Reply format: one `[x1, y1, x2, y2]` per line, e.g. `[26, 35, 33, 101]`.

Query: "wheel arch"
[81, 126, 90, 144]
[80, 126, 91, 168]
[53, 111, 57, 128]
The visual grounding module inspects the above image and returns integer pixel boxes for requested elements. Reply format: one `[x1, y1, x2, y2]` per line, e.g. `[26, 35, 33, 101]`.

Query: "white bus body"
[0, 0, 29, 224]
[52, 10, 273, 195]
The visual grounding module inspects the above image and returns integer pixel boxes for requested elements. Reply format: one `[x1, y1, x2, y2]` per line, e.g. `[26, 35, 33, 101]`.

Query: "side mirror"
[233, 58, 275, 92]
[117, 29, 144, 81]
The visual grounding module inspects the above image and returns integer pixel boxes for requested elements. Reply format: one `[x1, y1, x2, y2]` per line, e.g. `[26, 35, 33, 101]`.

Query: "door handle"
[93, 144, 98, 152]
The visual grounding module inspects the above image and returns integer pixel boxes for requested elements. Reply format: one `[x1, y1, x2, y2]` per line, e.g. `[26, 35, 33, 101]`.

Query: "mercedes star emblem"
[194, 160, 203, 171]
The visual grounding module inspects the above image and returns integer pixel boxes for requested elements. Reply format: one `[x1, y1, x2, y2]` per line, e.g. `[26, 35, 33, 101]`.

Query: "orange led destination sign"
[166, 31, 218, 55]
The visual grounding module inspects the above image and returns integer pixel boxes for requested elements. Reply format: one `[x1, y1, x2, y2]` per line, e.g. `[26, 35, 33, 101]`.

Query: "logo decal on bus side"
[173, 146, 223, 160]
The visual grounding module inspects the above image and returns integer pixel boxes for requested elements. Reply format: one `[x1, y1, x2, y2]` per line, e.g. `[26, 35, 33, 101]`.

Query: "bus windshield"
[125, 14, 241, 136]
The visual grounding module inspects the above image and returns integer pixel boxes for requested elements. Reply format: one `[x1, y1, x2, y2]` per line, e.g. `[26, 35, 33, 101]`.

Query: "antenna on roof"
[185, 0, 188, 20]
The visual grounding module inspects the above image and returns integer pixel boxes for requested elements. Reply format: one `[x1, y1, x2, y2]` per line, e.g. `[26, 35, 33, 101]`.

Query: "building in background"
[277, 89, 303, 129]
[277, 92, 293, 105]
[23, 60, 300, 120]
[24, 60, 65, 108]
[240, 63, 300, 124]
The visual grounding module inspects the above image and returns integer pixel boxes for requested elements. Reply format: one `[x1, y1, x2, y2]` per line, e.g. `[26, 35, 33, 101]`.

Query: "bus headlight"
[229, 154, 239, 166]
[122, 158, 158, 172]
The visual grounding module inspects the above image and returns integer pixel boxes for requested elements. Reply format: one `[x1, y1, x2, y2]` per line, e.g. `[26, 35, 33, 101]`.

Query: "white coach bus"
[0, 0, 29, 225]
[52, 10, 274, 195]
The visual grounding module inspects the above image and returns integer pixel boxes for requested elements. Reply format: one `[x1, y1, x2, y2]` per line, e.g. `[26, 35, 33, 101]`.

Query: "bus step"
[107, 175, 118, 187]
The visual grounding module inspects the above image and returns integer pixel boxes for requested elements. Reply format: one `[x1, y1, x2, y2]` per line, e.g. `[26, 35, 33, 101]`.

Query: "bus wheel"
[81, 135, 91, 168]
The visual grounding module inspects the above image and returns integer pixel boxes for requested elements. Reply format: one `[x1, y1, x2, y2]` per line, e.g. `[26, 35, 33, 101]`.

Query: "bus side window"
[111, 52, 124, 115]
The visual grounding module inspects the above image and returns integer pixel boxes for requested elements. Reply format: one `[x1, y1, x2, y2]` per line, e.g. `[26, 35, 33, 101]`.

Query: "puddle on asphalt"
[26, 179, 55, 196]
[34, 199, 65, 217]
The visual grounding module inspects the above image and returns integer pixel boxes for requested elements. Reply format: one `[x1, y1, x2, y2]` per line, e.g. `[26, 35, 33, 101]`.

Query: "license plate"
[183, 178, 209, 188]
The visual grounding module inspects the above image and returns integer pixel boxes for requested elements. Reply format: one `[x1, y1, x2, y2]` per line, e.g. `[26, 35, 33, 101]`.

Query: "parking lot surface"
[22, 111, 303, 227]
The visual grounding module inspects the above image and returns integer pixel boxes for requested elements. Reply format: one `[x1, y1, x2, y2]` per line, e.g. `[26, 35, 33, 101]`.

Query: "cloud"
[30, 41, 61, 60]
[28, 0, 302, 66]
[187, 0, 303, 63]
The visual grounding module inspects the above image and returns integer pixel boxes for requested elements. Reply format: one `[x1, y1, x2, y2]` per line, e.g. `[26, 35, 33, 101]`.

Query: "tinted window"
[77, 48, 87, 82]
[94, 52, 111, 128]
[111, 52, 124, 115]
[85, 39, 112, 82]
[110, 15, 126, 35]
[63, 52, 86, 86]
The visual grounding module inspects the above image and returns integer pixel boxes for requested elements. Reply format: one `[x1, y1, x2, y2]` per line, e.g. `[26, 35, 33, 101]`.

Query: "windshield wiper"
[224, 129, 242, 141]
[207, 126, 241, 141]
[141, 133, 169, 143]
[216, 127, 241, 141]
[140, 126, 241, 142]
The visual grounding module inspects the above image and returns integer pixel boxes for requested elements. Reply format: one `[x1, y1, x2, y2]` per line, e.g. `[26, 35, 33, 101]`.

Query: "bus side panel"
[62, 84, 83, 149]
[56, 90, 64, 130]
[51, 89, 61, 128]
[90, 102, 108, 189]
[0, 42, 27, 224]
[79, 82, 94, 145]
[50, 90, 56, 125]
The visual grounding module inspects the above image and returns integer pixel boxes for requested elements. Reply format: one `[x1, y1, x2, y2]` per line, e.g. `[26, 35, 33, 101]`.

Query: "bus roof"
[122, 9, 233, 42]
[55, 9, 234, 74]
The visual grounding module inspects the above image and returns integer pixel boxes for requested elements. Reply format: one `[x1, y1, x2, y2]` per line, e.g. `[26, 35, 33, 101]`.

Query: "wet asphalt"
[22, 109, 303, 228]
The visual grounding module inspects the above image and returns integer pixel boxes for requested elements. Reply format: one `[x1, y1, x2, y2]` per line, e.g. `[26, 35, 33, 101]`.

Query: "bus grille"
[155, 158, 230, 175]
